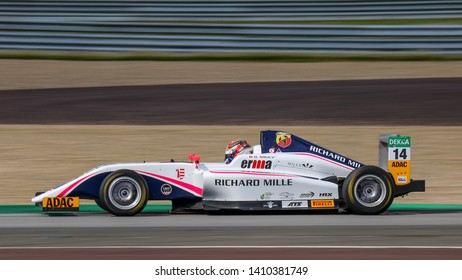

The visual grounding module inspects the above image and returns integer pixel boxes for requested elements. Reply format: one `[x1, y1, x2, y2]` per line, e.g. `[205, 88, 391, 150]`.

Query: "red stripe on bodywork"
[57, 172, 99, 197]
[209, 170, 296, 177]
[135, 170, 203, 197]
[295, 153, 354, 170]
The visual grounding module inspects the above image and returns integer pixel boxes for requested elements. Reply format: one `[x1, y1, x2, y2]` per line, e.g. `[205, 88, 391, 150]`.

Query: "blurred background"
[2, 0, 462, 56]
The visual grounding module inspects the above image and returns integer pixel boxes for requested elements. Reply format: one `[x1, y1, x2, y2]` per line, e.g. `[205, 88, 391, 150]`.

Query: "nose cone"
[32, 191, 48, 203]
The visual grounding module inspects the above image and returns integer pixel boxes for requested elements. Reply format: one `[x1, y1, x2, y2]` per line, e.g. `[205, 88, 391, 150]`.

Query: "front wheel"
[342, 165, 394, 215]
[94, 199, 109, 212]
[99, 170, 149, 216]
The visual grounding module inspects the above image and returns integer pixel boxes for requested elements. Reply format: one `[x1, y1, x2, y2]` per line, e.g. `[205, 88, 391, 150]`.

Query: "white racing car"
[32, 130, 425, 216]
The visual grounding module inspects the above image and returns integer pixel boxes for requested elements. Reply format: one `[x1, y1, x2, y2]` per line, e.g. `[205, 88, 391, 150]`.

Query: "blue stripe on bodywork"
[67, 172, 110, 199]
[141, 175, 200, 200]
[66, 171, 198, 201]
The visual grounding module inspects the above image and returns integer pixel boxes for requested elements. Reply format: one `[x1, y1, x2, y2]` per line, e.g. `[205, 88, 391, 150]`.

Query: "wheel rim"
[107, 176, 142, 210]
[353, 175, 387, 207]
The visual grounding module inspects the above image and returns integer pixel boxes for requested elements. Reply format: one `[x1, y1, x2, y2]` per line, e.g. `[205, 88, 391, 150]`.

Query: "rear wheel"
[342, 165, 394, 215]
[99, 170, 149, 216]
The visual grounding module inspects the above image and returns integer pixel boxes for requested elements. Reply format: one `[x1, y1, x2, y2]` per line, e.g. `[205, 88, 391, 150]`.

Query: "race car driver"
[225, 140, 253, 164]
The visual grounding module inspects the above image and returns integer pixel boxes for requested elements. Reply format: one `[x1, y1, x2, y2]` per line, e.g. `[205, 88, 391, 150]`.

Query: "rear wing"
[379, 134, 411, 185]
[379, 134, 425, 196]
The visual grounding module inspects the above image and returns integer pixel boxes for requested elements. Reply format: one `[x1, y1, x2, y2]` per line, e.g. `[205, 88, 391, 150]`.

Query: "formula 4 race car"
[32, 130, 425, 216]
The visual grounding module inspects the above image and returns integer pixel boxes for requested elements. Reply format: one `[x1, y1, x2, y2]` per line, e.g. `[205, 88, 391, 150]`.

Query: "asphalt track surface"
[1, 211, 462, 259]
[0, 78, 461, 125]
[2, 78, 461, 259]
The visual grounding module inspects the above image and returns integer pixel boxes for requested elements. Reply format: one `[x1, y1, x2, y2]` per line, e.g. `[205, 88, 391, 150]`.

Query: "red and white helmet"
[225, 140, 251, 164]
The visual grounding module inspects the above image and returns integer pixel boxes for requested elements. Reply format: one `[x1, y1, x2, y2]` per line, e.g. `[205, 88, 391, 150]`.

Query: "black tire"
[99, 170, 149, 216]
[94, 199, 109, 212]
[342, 165, 394, 215]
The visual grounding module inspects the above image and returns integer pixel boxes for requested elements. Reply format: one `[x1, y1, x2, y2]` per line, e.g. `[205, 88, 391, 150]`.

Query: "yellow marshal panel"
[42, 197, 80, 212]
[388, 136, 411, 185]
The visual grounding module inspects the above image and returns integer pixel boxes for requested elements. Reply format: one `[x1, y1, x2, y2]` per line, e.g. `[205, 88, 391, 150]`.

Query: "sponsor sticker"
[282, 201, 308, 208]
[288, 162, 313, 169]
[279, 192, 294, 199]
[42, 197, 79, 212]
[260, 192, 274, 200]
[397, 176, 408, 183]
[310, 200, 335, 208]
[388, 136, 411, 148]
[161, 184, 173, 195]
[215, 179, 292, 187]
[319, 192, 333, 197]
[269, 147, 282, 153]
[276, 132, 292, 148]
[241, 159, 272, 169]
[300, 192, 315, 198]
[176, 168, 185, 180]
[263, 201, 278, 209]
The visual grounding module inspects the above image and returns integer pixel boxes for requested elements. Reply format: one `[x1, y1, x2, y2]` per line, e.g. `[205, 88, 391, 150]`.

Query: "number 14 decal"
[392, 148, 410, 160]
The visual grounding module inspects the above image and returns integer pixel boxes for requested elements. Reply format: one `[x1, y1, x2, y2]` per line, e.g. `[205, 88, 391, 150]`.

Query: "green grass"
[0, 204, 171, 214]
[2, 50, 462, 62]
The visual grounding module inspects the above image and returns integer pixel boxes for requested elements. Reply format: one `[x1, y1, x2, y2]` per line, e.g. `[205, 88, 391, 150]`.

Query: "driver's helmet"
[225, 140, 251, 164]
